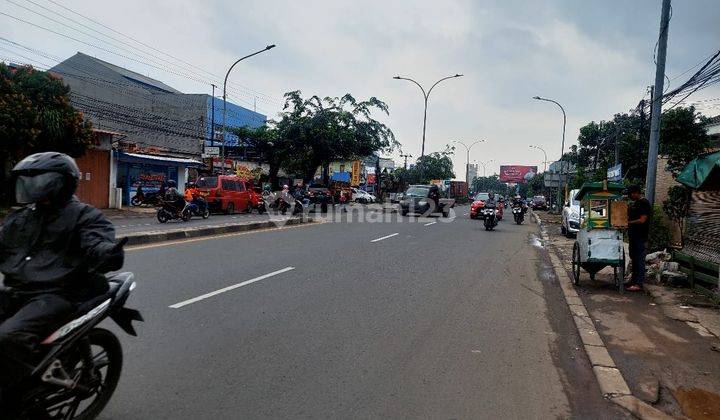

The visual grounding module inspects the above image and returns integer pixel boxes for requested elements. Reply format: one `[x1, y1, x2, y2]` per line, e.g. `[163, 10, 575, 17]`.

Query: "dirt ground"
[537, 210, 720, 419]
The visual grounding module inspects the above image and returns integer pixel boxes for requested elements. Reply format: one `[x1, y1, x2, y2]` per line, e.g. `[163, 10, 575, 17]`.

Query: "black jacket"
[0, 197, 121, 297]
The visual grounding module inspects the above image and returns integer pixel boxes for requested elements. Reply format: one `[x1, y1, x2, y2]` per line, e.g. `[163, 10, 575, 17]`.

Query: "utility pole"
[645, 0, 671, 204]
[400, 153, 412, 170]
[210, 84, 216, 147]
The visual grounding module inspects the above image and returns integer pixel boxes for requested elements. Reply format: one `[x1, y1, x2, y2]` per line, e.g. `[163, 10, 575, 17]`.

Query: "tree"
[0, 63, 93, 204]
[471, 175, 509, 196]
[659, 106, 712, 175]
[571, 106, 710, 187]
[662, 185, 691, 245]
[276, 91, 398, 183]
[232, 124, 287, 188]
[399, 145, 455, 185]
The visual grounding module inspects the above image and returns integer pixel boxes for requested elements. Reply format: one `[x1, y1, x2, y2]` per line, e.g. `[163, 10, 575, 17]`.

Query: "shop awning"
[116, 152, 203, 167]
[677, 150, 720, 190]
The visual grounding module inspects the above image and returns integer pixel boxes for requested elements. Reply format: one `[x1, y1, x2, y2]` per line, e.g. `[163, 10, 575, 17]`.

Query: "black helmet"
[167, 180, 177, 188]
[12, 152, 80, 204]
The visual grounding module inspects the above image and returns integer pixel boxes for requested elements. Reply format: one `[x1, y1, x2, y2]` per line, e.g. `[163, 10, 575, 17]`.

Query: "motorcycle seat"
[73, 274, 129, 316]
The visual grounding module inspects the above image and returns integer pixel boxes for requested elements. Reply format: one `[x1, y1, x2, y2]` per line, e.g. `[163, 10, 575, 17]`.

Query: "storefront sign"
[351, 160, 361, 186]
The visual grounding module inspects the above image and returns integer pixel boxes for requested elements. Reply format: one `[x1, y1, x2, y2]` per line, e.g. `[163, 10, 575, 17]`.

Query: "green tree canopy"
[396, 146, 455, 185]
[0, 63, 93, 204]
[275, 91, 398, 182]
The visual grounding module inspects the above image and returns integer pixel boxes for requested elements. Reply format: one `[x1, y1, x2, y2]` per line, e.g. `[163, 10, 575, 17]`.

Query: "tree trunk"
[268, 161, 280, 190]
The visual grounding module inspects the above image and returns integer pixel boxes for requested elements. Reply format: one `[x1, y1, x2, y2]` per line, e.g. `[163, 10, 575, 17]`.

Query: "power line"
[0, 8, 278, 114]
[35, 0, 283, 106]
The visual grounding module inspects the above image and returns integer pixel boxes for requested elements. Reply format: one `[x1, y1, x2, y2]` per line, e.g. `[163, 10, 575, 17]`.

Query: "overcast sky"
[2, 0, 719, 177]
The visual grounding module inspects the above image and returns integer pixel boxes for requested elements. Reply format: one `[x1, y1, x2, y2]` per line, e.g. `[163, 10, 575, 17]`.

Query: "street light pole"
[478, 159, 494, 177]
[221, 44, 275, 173]
[452, 140, 485, 183]
[529, 145, 548, 172]
[394, 74, 463, 159]
[533, 96, 567, 207]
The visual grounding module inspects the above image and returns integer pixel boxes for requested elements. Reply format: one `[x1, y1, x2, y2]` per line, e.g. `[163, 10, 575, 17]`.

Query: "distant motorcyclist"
[511, 194, 527, 212]
[0, 152, 124, 398]
[484, 192, 498, 208]
[428, 185, 441, 211]
[163, 180, 185, 215]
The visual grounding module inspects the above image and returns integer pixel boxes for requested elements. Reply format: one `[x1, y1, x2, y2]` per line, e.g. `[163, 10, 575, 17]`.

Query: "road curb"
[531, 211, 673, 420]
[119, 216, 315, 246]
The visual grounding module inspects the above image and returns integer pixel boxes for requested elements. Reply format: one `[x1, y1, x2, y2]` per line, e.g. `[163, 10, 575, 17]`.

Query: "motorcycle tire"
[157, 210, 169, 223]
[130, 196, 142, 206]
[181, 209, 191, 222]
[31, 328, 122, 420]
[202, 208, 210, 219]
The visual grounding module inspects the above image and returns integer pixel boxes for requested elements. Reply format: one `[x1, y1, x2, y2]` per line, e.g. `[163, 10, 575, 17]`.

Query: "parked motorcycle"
[1, 271, 143, 419]
[130, 185, 163, 207]
[156, 199, 191, 223]
[512, 206, 525, 225]
[483, 207, 498, 231]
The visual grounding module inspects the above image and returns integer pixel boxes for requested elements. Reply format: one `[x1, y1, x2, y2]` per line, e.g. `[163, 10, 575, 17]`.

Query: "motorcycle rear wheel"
[30, 328, 122, 420]
[157, 210, 169, 223]
[130, 196, 142, 206]
[202, 208, 210, 219]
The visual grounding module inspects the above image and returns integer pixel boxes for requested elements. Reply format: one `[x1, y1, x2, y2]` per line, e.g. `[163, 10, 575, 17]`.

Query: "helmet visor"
[15, 172, 65, 204]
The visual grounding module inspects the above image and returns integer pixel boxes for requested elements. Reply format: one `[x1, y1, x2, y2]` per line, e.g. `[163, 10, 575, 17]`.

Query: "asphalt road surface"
[100, 208, 626, 419]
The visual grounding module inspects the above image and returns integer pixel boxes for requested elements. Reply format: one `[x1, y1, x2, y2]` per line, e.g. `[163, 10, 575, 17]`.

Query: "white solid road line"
[370, 232, 399, 243]
[169, 266, 295, 309]
[424, 221, 437, 226]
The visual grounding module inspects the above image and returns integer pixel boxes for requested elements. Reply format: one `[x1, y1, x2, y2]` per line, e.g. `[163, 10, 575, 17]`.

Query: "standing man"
[626, 185, 652, 291]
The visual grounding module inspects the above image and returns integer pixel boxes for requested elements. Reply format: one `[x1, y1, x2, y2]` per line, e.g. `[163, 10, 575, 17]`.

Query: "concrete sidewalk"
[537, 211, 720, 419]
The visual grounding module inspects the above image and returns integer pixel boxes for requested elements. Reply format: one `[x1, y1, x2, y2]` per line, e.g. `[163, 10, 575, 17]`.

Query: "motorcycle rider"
[184, 181, 205, 214]
[163, 179, 185, 216]
[0, 152, 124, 406]
[484, 192, 498, 208]
[511, 194, 527, 212]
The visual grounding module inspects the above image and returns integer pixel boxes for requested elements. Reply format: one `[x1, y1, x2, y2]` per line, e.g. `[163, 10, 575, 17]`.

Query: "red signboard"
[499, 165, 538, 183]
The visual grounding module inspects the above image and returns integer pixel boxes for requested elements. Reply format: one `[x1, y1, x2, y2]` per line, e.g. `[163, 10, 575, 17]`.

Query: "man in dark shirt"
[626, 185, 652, 291]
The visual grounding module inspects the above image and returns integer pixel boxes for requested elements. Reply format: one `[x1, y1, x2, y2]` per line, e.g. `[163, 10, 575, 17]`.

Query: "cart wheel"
[572, 242, 581, 286]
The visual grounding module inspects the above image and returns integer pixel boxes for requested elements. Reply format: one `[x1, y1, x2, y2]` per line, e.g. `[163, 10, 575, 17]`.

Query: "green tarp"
[676, 150, 720, 189]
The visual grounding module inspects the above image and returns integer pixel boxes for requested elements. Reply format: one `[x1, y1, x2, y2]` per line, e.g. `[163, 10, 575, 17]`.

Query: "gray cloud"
[2, 0, 718, 176]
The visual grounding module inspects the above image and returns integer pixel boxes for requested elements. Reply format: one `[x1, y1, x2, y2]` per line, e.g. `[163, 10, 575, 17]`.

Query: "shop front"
[115, 152, 202, 205]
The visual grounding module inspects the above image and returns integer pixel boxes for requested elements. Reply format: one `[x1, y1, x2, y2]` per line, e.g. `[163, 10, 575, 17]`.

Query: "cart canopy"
[575, 182, 625, 201]
[676, 150, 720, 190]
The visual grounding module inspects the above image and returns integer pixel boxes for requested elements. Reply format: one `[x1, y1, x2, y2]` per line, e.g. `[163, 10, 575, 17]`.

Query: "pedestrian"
[626, 184, 652, 291]
[339, 189, 348, 213]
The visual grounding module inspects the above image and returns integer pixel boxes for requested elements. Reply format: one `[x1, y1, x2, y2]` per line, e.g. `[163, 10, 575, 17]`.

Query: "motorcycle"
[1, 271, 143, 419]
[483, 207, 498, 231]
[130, 185, 163, 207]
[156, 199, 191, 223]
[512, 206, 525, 225]
[188, 197, 210, 219]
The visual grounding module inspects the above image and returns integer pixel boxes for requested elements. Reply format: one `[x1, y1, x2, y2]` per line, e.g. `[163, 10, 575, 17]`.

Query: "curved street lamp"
[529, 145, 548, 172]
[533, 95, 567, 205]
[452, 140, 485, 183]
[477, 159, 494, 177]
[394, 74, 463, 159]
[220, 44, 276, 171]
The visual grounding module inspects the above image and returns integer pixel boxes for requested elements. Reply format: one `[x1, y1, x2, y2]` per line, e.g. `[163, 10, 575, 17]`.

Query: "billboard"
[499, 165, 538, 183]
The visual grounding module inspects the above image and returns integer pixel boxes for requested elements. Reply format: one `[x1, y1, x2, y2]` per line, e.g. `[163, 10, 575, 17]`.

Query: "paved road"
[100, 209, 625, 419]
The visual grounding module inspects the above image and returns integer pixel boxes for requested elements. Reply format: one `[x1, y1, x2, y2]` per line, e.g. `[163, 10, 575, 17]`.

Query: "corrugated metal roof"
[73, 52, 181, 93]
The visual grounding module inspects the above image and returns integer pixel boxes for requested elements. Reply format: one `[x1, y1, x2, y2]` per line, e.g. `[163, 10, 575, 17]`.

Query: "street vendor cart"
[571, 182, 628, 292]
